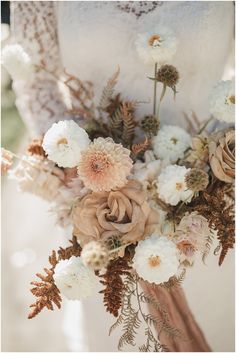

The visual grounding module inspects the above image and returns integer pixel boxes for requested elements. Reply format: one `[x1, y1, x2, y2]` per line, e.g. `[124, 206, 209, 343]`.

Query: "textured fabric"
[10, 1, 70, 136]
[141, 281, 211, 352]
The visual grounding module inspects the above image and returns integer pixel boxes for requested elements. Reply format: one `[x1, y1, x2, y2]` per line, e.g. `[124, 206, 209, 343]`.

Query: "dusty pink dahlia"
[77, 137, 133, 192]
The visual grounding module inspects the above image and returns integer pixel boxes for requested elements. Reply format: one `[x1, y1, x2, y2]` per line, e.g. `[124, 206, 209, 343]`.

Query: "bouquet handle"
[141, 281, 211, 352]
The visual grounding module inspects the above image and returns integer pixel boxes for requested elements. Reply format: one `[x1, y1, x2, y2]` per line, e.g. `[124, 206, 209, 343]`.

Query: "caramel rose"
[208, 129, 235, 183]
[72, 180, 159, 247]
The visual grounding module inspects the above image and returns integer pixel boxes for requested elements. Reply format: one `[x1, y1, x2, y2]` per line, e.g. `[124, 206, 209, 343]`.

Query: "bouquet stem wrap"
[141, 281, 211, 352]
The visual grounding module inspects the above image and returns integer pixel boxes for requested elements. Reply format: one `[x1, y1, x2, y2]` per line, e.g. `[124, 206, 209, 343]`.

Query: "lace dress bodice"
[11, 1, 234, 136]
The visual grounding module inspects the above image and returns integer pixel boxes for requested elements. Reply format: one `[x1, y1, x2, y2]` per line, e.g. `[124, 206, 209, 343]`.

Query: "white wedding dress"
[10, 1, 234, 351]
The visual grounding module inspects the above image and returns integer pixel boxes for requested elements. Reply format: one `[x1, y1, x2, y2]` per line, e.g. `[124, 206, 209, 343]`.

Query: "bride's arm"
[10, 1, 68, 137]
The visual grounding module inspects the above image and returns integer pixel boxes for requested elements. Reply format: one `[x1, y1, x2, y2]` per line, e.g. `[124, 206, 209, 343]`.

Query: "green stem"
[197, 115, 214, 135]
[153, 62, 158, 115]
[157, 83, 167, 117]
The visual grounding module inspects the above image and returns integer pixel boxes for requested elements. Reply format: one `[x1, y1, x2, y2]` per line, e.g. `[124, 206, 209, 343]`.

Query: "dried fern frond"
[121, 101, 137, 146]
[28, 251, 62, 319]
[202, 230, 215, 264]
[99, 66, 120, 110]
[28, 237, 82, 319]
[160, 269, 186, 291]
[110, 103, 123, 131]
[99, 255, 131, 317]
[131, 138, 150, 157]
[110, 274, 175, 352]
[58, 235, 82, 260]
[191, 183, 235, 266]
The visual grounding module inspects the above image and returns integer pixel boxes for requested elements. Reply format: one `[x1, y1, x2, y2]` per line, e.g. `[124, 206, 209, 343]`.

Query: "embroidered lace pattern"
[10, 1, 69, 137]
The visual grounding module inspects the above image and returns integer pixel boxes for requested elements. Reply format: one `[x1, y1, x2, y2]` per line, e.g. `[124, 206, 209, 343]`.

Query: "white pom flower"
[53, 256, 97, 300]
[132, 234, 179, 284]
[42, 120, 90, 168]
[157, 165, 194, 206]
[153, 125, 191, 163]
[1, 44, 33, 80]
[135, 27, 177, 65]
[209, 80, 235, 123]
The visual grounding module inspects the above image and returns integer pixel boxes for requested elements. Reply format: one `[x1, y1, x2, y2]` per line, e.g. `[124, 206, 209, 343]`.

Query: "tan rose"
[208, 129, 235, 183]
[72, 180, 159, 247]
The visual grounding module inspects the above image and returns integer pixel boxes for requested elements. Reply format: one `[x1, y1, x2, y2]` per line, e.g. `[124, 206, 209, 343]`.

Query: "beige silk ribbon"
[141, 281, 211, 352]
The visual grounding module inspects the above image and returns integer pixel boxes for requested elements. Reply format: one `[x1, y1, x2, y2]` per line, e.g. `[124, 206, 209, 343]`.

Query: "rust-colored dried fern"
[191, 183, 235, 265]
[99, 252, 132, 317]
[28, 251, 61, 319]
[131, 138, 151, 158]
[28, 237, 82, 319]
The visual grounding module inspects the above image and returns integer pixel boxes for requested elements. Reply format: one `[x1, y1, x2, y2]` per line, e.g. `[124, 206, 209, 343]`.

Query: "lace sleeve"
[10, 1, 69, 137]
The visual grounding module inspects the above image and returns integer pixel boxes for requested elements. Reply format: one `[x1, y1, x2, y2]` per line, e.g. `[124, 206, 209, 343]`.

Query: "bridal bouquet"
[2, 35, 235, 351]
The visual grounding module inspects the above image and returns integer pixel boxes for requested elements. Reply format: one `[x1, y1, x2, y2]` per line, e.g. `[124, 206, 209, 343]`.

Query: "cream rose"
[209, 129, 235, 183]
[72, 180, 159, 247]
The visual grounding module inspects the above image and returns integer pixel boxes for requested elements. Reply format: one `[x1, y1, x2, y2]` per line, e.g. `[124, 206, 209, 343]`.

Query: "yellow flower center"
[171, 137, 178, 145]
[148, 34, 162, 47]
[57, 138, 68, 146]
[226, 95, 235, 105]
[148, 255, 161, 268]
[229, 95, 235, 104]
[175, 182, 183, 191]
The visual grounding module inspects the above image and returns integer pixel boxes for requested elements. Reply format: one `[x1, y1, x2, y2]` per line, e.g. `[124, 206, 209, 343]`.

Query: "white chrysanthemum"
[153, 125, 191, 163]
[157, 165, 194, 206]
[42, 120, 90, 168]
[53, 256, 97, 300]
[135, 27, 178, 65]
[209, 80, 235, 123]
[132, 234, 179, 284]
[1, 44, 33, 80]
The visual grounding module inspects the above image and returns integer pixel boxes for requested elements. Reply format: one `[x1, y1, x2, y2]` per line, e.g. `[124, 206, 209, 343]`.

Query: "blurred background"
[1, 1, 235, 352]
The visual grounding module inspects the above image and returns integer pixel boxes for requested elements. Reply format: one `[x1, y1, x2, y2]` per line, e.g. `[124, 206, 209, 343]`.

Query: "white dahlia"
[157, 165, 194, 206]
[135, 27, 177, 65]
[132, 234, 179, 284]
[42, 120, 90, 168]
[53, 256, 97, 300]
[209, 80, 235, 123]
[77, 137, 133, 192]
[153, 125, 191, 163]
[1, 44, 33, 81]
